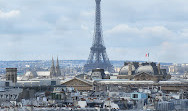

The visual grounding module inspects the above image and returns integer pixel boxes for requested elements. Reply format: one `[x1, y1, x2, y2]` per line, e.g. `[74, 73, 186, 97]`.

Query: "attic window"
[133, 94, 138, 98]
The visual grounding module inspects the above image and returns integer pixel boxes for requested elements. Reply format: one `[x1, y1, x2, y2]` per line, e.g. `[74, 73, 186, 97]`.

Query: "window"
[5, 82, 9, 87]
[133, 94, 138, 98]
[51, 81, 56, 85]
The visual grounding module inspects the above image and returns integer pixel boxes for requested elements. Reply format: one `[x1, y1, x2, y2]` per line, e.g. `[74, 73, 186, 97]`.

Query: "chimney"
[139, 63, 142, 67]
[128, 63, 132, 75]
[158, 63, 161, 74]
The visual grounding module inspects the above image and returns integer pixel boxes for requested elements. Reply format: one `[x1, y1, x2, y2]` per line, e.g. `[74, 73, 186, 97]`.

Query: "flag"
[145, 53, 149, 57]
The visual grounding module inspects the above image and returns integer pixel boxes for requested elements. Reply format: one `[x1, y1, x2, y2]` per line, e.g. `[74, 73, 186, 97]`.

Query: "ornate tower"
[50, 57, 56, 77]
[84, 0, 114, 72]
[55, 57, 61, 76]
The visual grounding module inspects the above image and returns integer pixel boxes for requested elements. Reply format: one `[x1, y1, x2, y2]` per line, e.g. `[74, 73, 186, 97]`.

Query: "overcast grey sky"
[0, 0, 188, 63]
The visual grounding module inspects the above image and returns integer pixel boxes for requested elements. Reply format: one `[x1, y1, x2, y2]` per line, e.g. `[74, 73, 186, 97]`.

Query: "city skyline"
[0, 0, 188, 63]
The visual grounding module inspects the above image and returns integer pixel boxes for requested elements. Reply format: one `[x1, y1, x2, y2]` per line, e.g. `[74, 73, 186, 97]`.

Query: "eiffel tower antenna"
[84, 0, 114, 72]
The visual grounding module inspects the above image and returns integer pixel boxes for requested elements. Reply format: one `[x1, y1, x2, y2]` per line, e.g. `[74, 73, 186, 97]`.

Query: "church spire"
[50, 57, 56, 77]
[56, 57, 61, 76]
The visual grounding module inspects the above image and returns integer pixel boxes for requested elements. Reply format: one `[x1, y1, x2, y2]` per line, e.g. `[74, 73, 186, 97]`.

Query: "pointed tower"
[50, 57, 56, 77]
[55, 57, 61, 76]
[84, 0, 114, 72]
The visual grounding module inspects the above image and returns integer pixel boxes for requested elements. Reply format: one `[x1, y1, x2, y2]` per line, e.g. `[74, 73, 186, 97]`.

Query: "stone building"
[61, 78, 93, 91]
[75, 74, 91, 80]
[6, 68, 17, 83]
[117, 62, 171, 82]
[182, 72, 188, 79]
[91, 68, 110, 80]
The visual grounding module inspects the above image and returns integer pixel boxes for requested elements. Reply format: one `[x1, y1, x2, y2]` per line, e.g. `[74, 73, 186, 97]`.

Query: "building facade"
[6, 68, 17, 83]
[118, 62, 171, 82]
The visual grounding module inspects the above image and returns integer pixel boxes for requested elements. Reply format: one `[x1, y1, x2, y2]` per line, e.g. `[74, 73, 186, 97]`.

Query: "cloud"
[0, 0, 187, 63]
[103, 24, 188, 63]
[104, 24, 175, 48]
[0, 10, 20, 18]
[81, 24, 89, 30]
[157, 42, 188, 63]
[105, 24, 174, 39]
[80, 10, 94, 17]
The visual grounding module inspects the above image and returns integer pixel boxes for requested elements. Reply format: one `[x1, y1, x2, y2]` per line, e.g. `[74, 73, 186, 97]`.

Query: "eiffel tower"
[84, 0, 114, 72]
